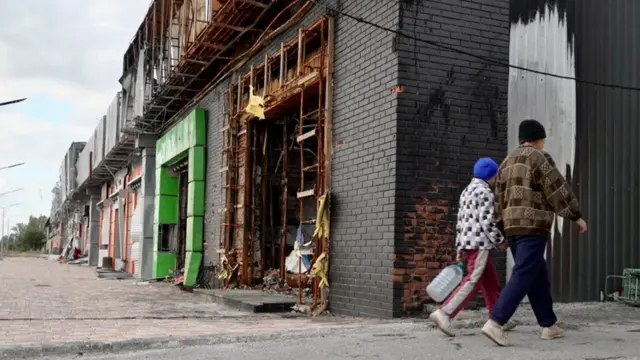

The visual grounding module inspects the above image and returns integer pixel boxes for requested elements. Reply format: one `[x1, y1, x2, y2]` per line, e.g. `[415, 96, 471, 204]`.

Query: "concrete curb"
[0, 321, 417, 359]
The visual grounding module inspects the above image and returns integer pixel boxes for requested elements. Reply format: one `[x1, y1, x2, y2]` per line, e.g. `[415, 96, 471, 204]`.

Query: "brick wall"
[328, 0, 399, 318]
[196, 1, 401, 317]
[393, 0, 510, 314]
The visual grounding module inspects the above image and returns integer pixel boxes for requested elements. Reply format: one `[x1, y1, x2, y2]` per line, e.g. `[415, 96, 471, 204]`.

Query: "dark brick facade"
[193, 0, 509, 318]
[393, 0, 510, 314]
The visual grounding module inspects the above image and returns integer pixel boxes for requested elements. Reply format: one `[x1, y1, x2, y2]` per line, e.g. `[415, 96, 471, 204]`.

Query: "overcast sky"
[0, 1, 150, 230]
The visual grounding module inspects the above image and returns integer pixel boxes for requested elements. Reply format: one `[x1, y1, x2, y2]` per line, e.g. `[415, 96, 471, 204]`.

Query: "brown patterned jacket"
[495, 144, 582, 238]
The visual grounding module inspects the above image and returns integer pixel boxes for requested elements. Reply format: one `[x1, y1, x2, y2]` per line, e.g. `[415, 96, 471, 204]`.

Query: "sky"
[0, 1, 150, 231]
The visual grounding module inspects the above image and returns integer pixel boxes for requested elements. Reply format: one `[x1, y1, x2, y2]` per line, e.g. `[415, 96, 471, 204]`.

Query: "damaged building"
[48, 0, 512, 318]
[48, 0, 639, 318]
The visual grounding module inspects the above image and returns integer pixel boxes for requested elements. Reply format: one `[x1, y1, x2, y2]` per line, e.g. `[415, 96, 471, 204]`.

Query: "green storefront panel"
[187, 180, 205, 217]
[185, 216, 204, 252]
[188, 146, 205, 182]
[154, 195, 178, 224]
[191, 108, 206, 147]
[153, 251, 176, 279]
[156, 108, 206, 165]
[156, 167, 179, 196]
[184, 251, 203, 287]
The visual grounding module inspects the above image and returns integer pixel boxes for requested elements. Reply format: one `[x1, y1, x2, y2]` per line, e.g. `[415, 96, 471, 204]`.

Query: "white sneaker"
[541, 324, 565, 340]
[429, 309, 454, 337]
[481, 319, 509, 346]
[502, 320, 518, 332]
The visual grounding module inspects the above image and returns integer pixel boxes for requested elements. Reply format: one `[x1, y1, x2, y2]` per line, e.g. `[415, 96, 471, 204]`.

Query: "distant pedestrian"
[429, 157, 517, 337]
[481, 119, 587, 346]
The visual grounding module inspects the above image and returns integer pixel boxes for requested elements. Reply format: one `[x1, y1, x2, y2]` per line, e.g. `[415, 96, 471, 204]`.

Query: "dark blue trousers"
[491, 235, 557, 328]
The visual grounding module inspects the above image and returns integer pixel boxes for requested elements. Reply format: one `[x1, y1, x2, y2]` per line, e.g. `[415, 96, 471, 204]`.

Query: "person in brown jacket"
[481, 119, 588, 347]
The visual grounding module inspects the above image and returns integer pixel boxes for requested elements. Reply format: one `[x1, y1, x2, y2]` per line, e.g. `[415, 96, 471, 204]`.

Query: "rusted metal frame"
[160, 0, 166, 84]
[280, 120, 289, 283]
[263, 54, 269, 96]
[260, 127, 268, 279]
[279, 43, 286, 85]
[151, 1, 274, 134]
[151, 1, 158, 94]
[235, 0, 269, 9]
[323, 15, 334, 230]
[237, 77, 243, 115]
[249, 124, 258, 286]
[311, 20, 329, 310]
[247, 65, 256, 286]
[297, 28, 303, 77]
[154, 1, 312, 136]
[296, 27, 308, 306]
[222, 87, 235, 252]
[241, 119, 252, 286]
[212, 22, 258, 32]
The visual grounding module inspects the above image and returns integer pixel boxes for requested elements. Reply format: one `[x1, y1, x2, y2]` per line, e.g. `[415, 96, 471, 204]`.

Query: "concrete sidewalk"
[0, 257, 378, 358]
[1, 257, 640, 359]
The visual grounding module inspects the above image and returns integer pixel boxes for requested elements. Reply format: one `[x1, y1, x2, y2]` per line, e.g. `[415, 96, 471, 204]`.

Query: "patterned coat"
[455, 178, 505, 251]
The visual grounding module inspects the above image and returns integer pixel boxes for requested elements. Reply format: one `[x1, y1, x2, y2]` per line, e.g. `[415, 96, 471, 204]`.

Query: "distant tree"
[6, 215, 47, 251]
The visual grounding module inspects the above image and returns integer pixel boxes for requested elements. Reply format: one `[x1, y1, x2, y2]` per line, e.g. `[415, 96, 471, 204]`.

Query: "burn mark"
[510, 0, 575, 49]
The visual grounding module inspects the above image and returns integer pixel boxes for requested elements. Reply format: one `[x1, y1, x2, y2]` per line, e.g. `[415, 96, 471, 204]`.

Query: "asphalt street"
[47, 322, 640, 360]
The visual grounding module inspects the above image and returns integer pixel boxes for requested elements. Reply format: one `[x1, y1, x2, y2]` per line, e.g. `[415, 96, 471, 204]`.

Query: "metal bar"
[260, 129, 268, 279]
[279, 43, 285, 85]
[152, 1, 157, 89]
[263, 54, 269, 96]
[249, 125, 258, 286]
[194, 41, 226, 50]
[297, 30, 306, 305]
[250, 65, 254, 89]
[223, 90, 234, 251]
[235, 0, 268, 8]
[280, 120, 288, 283]
[297, 28, 303, 76]
[185, 58, 209, 65]
[237, 77, 242, 114]
[241, 121, 252, 285]
[160, 0, 166, 83]
[212, 22, 254, 32]
[152, 1, 278, 134]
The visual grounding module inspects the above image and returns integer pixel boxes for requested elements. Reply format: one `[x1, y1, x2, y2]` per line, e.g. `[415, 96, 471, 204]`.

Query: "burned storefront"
[212, 17, 332, 312]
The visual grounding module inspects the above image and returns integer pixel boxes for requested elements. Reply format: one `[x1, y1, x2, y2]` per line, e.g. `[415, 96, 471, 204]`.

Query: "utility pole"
[0, 202, 21, 260]
[1, 207, 5, 259]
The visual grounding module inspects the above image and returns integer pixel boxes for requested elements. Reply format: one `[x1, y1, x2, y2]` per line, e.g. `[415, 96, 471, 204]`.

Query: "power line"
[310, 0, 640, 92]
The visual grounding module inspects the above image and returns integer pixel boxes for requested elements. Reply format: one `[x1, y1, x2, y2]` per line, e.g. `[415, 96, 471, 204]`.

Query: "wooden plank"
[219, 166, 229, 173]
[296, 128, 316, 143]
[297, 189, 315, 199]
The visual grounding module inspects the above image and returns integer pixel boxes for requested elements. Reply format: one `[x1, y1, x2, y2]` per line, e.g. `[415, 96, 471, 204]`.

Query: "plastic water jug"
[426, 263, 465, 303]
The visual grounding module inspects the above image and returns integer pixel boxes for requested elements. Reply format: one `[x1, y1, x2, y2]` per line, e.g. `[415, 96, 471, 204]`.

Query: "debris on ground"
[263, 269, 282, 290]
[95, 268, 133, 280]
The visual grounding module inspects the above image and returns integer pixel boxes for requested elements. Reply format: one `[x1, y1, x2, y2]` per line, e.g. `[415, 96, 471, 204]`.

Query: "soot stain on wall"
[510, 0, 575, 49]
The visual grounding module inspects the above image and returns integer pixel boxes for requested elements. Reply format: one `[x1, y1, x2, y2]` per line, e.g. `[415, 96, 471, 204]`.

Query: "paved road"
[0, 257, 374, 350]
[48, 321, 640, 360]
[3, 257, 640, 360]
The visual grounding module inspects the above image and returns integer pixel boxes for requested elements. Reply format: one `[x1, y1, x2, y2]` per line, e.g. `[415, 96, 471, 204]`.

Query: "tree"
[5, 215, 48, 251]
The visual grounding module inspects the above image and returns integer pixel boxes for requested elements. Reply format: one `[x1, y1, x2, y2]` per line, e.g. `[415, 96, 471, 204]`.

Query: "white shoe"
[502, 320, 518, 332]
[541, 324, 565, 340]
[481, 319, 509, 346]
[429, 309, 454, 337]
